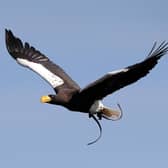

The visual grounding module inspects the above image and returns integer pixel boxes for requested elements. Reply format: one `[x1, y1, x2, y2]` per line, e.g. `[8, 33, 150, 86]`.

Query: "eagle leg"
[97, 112, 103, 120]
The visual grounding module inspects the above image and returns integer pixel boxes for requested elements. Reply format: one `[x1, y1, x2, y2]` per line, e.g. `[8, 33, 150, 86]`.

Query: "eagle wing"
[5, 29, 80, 93]
[79, 42, 168, 101]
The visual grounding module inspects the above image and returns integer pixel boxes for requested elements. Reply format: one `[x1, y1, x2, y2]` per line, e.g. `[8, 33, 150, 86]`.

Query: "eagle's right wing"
[5, 29, 80, 93]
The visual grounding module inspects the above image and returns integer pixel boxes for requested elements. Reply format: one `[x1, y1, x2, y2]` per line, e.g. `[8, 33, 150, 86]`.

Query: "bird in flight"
[5, 29, 168, 145]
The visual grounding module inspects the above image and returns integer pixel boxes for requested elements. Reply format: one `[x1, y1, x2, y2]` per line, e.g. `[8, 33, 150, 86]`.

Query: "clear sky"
[0, 0, 168, 167]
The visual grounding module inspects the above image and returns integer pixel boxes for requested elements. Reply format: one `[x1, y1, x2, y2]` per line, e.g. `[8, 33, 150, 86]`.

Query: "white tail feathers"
[101, 106, 122, 120]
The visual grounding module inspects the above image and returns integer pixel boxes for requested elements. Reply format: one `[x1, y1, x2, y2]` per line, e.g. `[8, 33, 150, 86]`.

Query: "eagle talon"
[88, 113, 92, 118]
[97, 112, 102, 120]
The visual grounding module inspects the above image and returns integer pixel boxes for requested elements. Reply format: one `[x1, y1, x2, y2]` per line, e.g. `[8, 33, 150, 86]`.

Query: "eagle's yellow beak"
[40, 96, 52, 103]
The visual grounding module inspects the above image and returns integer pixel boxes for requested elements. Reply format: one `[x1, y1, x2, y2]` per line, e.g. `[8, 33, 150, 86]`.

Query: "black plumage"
[5, 29, 168, 145]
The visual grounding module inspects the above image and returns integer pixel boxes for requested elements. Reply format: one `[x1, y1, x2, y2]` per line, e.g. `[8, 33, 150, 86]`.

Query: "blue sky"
[0, 0, 168, 167]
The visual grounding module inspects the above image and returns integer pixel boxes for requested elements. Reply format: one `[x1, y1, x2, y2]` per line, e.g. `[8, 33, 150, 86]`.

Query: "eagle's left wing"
[78, 42, 168, 102]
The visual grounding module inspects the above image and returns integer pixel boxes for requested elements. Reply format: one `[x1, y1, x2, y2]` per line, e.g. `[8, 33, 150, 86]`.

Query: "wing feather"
[5, 29, 80, 93]
[79, 42, 168, 101]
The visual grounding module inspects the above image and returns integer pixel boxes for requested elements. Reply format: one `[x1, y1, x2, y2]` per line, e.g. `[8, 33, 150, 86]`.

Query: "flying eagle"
[5, 29, 168, 145]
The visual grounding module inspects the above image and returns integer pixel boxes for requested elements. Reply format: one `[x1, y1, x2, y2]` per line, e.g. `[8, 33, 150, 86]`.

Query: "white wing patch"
[17, 58, 64, 88]
[108, 68, 128, 75]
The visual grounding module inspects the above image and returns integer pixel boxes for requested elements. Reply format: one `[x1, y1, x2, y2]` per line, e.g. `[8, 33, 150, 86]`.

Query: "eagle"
[5, 29, 168, 145]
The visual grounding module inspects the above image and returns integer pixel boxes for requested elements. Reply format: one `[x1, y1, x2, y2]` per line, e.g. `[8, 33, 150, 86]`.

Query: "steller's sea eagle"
[5, 29, 168, 145]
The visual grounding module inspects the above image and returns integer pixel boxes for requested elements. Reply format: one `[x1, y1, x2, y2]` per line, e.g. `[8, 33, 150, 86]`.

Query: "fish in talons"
[87, 103, 123, 145]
